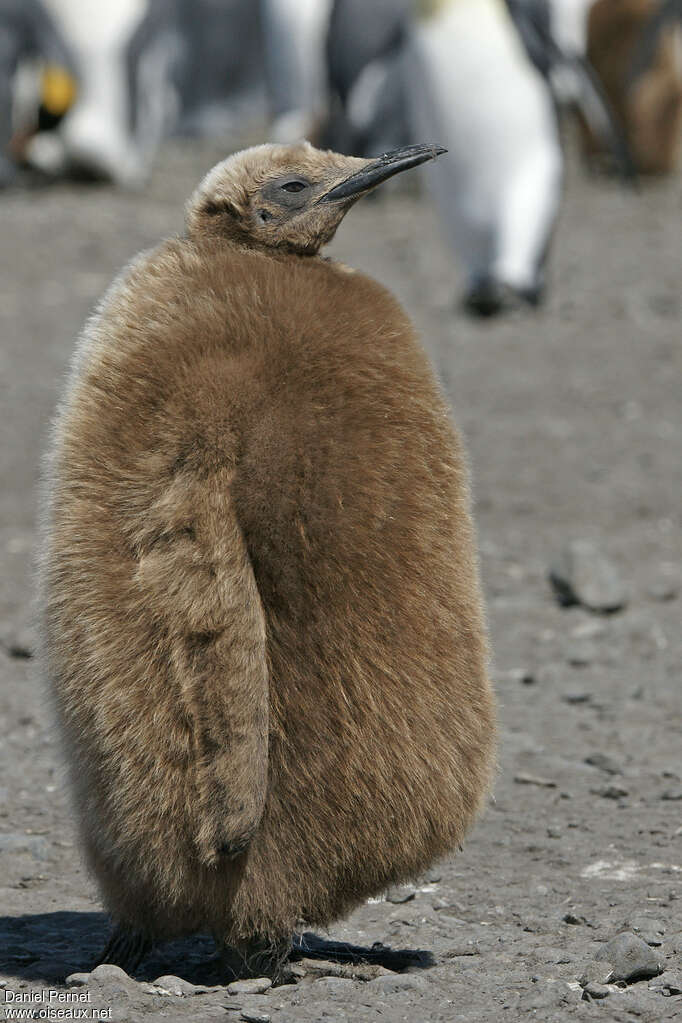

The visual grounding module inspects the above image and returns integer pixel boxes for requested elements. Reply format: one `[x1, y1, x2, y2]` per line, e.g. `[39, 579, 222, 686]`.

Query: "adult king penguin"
[39, 141, 496, 978]
[405, 0, 563, 315]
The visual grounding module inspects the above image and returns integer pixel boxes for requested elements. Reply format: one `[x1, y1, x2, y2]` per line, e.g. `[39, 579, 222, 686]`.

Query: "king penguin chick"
[39, 140, 496, 980]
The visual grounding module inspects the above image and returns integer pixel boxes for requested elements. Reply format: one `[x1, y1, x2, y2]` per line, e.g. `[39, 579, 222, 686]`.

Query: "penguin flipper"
[505, 0, 637, 182]
[134, 466, 269, 867]
[567, 54, 638, 183]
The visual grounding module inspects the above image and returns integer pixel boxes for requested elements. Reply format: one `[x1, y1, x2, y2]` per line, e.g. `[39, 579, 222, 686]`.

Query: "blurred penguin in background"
[406, 0, 563, 316]
[585, 0, 682, 174]
[174, 0, 264, 140]
[24, 0, 184, 186]
[507, 0, 636, 176]
[261, 0, 333, 142]
[325, 0, 411, 156]
[0, 0, 74, 186]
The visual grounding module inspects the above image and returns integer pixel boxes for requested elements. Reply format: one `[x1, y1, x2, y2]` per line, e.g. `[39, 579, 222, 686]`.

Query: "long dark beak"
[318, 144, 447, 204]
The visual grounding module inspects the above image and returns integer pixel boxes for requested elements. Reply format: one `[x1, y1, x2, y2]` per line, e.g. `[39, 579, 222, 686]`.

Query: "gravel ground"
[0, 136, 680, 1022]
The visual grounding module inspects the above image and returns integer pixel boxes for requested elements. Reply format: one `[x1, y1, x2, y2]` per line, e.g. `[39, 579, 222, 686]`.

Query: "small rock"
[0, 832, 50, 860]
[584, 753, 622, 775]
[367, 973, 427, 995]
[562, 691, 592, 705]
[514, 773, 557, 788]
[386, 886, 416, 904]
[661, 789, 682, 801]
[152, 974, 209, 996]
[591, 785, 629, 799]
[90, 964, 133, 983]
[497, 668, 535, 685]
[646, 579, 678, 602]
[312, 977, 355, 994]
[563, 913, 589, 926]
[549, 540, 627, 613]
[648, 970, 682, 995]
[65, 973, 91, 986]
[227, 977, 272, 996]
[240, 1012, 271, 1023]
[570, 619, 607, 640]
[582, 982, 611, 1000]
[630, 918, 665, 946]
[0, 624, 34, 659]
[621, 614, 667, 658]
[595, 932, 663, 983]
[565, 640, 597, 667]
[580, 961, 614, 987]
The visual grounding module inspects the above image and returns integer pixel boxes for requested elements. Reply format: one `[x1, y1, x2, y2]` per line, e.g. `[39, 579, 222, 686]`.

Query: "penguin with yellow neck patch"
[39, 140, 496, 979]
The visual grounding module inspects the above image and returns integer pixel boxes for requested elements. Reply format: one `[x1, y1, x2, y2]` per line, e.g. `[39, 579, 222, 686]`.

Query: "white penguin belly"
[406, 0, 562, 290]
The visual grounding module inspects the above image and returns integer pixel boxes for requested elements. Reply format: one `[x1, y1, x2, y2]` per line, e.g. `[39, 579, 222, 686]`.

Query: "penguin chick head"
[186, 140, 446, 256]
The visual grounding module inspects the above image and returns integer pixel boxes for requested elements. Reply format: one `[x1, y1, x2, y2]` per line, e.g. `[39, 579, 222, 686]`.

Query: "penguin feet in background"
[94, 925, 152, 974]
[462, 276, 544, 318]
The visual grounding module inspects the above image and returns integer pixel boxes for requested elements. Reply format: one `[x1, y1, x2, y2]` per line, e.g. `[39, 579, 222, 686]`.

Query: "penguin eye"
[280, 180, 307, 193]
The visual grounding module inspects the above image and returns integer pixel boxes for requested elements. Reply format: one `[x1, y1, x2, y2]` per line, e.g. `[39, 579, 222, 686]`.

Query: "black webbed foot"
[94, 925, 152, 974]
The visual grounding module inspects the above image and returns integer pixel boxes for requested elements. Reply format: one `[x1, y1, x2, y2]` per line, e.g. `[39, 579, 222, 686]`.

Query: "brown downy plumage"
[38, 140, 496, 977]
[585, 0, 682, 174]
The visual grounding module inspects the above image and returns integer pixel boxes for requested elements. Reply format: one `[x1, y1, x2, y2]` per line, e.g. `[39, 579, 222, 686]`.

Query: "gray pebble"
[591, 785, 629, 799]
[240, 1012, 271, 1023]
[565, 640, 597, 667]
[386, 885, 416, 903]
[312, 977, 355, 994]
[630, 918, 665, 946]
[514, 773, 556, 788]
[595, 932, 662, 983]
[583, 982, 611, 999]
[65, 972, 91, 987]
[562, 691, 592, 705]
[152, 974, 210, 995]
[563, 913, 590, 926]
[0, 624, 34, 659]
[580, 961, 614, 987]
[0, 832, 50, 860]
[227, 977, 272, 996]
[646, 579, 678, 602]
[661, 789, 682, 801]
[89, 964, 133, 984]
[549, 540, 628, 613]
[584, 753, 622, 775]
[497, 668, 535, 685]
[367, 973, 427, 995]
[648, 970, 682, 995]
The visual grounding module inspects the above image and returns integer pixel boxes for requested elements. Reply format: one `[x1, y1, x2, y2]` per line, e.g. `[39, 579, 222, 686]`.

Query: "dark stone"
[591, 785, 629, 799]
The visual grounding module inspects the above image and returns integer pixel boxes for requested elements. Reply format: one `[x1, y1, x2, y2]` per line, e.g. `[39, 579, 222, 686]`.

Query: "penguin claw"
[220, 937, 292, 983]
[94, 925, 151, 974]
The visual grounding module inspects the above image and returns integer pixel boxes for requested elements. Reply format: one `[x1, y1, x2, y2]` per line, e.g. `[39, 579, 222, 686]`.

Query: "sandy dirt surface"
[0, 138, 680, 1022]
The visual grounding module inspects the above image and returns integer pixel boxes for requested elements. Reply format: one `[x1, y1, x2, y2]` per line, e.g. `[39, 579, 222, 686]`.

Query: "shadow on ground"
[0, 912, 434, 985]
